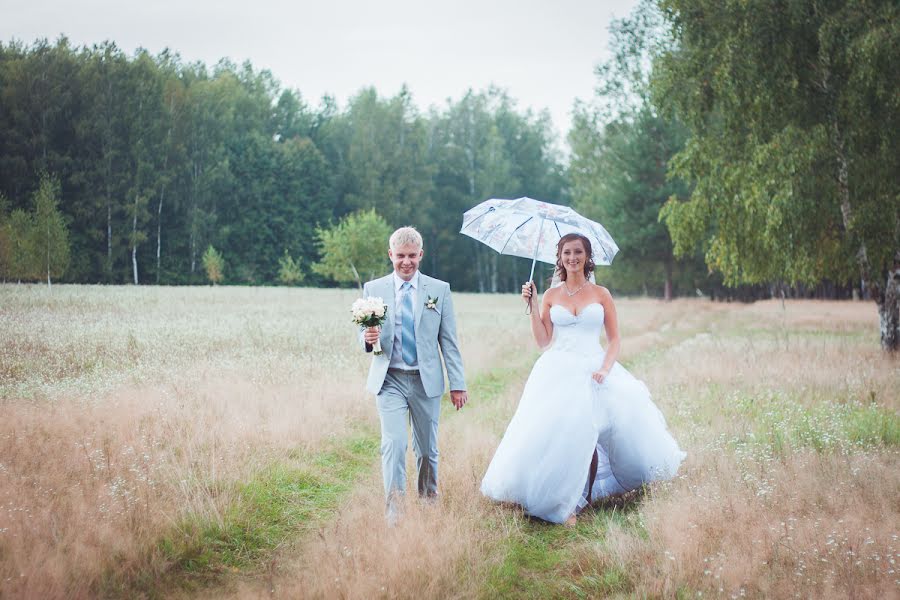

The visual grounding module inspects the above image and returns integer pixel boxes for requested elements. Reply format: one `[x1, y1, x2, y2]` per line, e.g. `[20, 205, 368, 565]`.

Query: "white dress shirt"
[388, 270, 420, 370]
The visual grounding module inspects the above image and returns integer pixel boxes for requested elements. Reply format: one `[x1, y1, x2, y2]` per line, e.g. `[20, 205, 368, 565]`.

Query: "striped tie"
[401, 281, 417, 365]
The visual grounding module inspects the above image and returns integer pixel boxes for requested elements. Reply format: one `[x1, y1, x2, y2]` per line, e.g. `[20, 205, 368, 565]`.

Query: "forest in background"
[1, 0, 897, 343]
[0, 40, 573, 293]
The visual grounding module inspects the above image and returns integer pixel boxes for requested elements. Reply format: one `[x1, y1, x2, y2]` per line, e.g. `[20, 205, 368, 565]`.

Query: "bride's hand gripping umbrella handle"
[524, 252, 539, 315]
[523, 280, 537, 315]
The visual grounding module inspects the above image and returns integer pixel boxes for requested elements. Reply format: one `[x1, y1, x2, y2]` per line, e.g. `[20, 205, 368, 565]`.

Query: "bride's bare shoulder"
[543, 285, 563, 305]
[592, 284, 614, 303]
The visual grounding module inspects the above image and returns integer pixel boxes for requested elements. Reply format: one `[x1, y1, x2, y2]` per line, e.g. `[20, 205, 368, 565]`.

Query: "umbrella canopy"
[460, 197, 619, 282]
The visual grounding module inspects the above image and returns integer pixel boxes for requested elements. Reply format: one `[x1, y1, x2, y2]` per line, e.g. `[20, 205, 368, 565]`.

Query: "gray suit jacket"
[361, 273, 466, 397]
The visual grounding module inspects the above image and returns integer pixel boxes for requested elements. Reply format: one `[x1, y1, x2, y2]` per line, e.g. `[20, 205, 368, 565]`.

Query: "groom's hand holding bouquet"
[352, 296, 388, 355]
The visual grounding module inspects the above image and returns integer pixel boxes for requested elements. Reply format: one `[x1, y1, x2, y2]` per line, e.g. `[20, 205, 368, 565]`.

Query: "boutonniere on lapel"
[425, 296, 439, 310]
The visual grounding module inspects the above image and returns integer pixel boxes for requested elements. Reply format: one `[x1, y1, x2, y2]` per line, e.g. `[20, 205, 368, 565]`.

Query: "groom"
[361, 226, 467, 521]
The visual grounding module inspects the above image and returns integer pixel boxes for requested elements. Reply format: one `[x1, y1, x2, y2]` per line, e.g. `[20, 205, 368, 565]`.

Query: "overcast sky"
[1, 0, 639, 144]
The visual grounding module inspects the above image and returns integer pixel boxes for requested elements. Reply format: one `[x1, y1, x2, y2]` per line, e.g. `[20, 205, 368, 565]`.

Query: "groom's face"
[389, 243, 423, 281]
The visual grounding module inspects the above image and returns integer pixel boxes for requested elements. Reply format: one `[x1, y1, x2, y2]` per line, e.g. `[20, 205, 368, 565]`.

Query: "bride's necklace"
[564, 280, 588, 297]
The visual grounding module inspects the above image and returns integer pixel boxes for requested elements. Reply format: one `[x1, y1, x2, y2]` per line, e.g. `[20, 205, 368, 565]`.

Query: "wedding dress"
[480, 302, 686, 523]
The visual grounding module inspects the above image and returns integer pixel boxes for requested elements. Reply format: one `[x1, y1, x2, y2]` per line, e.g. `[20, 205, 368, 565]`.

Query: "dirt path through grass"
[205, 299, 897, 600]
[204, 300, 721, 599]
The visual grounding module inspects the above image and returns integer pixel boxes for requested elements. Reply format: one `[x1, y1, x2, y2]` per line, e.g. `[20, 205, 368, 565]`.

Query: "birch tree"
[31, 174, 70, 288]
[312, 209, 392, 291]
[654, 0, 900, 349]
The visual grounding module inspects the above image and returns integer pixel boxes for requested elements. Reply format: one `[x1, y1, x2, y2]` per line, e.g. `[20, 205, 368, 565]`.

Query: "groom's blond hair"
[389, 226, 423, 250]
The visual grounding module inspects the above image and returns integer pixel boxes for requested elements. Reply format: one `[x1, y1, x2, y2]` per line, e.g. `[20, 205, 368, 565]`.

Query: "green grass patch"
[469, 368, 519, 403]
[845, 403, 900, 447]
[468, 363, 531, 405]
[101, 432, 378, 598]
[446, 357, 540, 435]
[727, 390, 900, 455]
[109, 346, 544, 598]
[481, 505, 643, 599]
[472, 323, 677, 599]
[484, 526, 565, 598]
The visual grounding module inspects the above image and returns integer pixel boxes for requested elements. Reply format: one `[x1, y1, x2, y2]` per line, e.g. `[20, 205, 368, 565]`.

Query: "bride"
[480, 233, 686, 525]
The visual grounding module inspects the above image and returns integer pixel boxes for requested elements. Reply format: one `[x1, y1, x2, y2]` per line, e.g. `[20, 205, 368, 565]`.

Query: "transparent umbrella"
[460, 197, 619, 310]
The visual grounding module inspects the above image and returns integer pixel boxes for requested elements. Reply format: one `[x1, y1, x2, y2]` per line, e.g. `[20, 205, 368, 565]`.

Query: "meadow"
[0, 284, 897, 599]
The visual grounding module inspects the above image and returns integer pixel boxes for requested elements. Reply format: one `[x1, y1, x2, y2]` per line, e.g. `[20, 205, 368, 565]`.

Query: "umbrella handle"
[525, 253, 539, 316]
[524, 281, 535, 315]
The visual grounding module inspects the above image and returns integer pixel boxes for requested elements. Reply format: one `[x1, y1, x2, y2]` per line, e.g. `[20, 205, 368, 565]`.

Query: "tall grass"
[1, 287, 897, 599]
[238, 299, 898, 599]
[0, 285, 522, 598]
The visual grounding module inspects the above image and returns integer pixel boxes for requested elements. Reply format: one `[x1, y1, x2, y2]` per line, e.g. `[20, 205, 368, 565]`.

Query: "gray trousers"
[376, 369, 441, 506]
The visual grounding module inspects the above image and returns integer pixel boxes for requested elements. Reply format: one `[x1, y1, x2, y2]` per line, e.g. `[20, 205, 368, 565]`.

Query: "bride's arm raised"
[592, 287, 620, 384]
[522, 281, 553, 349]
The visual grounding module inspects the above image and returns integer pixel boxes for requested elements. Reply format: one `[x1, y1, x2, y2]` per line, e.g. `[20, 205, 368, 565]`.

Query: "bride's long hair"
[553, 233, 596, 284]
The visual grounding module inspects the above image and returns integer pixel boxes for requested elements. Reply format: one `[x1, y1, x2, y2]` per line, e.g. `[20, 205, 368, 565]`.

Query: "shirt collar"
[393, 270, 420, 291]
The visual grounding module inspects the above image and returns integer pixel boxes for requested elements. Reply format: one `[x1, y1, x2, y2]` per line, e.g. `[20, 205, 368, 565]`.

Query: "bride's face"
[559, 240, 587, 274]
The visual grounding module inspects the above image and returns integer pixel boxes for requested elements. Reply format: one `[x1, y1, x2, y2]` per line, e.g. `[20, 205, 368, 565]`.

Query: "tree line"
[0, 38, 565, 293]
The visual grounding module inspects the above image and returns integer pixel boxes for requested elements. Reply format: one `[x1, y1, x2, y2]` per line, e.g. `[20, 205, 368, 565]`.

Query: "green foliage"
[277, 249, 304, 285]
[201, 245, 224, 284]
[0, 194, 10, 278]
[424, 88, 566, 292]
[337, 87, 434, 226]
[0, 40, 565, 290]
[31, 173, 70, 285]
[571, 103, 701, 297]
[312, 208, 392, 289]
[653, 0, 900, 289]
[222, 135, 332, 284]
[0, 175, 71, 283]
[5, 209, 35, 282]
[569, 1, 705, 298]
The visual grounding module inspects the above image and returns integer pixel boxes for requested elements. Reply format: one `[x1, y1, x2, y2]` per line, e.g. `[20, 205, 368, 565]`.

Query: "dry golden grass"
[220, 380, 532, 600]
[1, 287, 897, 599]
[608, 300, 900, 599]
[0, 284, 521, 598]
[225, 298, 898, 600]
[619, 448, 899, 599]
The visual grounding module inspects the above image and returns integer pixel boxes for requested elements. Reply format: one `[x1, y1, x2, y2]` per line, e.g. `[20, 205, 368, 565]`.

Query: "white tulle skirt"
[481, 346, 686, 523]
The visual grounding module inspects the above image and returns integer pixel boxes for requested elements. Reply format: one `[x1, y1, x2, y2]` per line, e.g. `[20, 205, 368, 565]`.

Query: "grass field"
[1, 284, 898, 599]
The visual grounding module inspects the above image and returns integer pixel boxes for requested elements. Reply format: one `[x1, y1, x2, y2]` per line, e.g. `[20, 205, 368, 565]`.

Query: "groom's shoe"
[386, 506, 400, 527]
[419, 491, 439, 507]
[385, 492, 403, 527]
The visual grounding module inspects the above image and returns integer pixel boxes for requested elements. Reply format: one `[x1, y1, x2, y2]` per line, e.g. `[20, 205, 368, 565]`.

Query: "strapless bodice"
[549, 302, 605, 354]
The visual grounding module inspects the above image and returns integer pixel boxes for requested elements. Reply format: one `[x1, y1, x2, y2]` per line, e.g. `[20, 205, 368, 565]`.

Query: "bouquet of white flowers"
[351, 296, 389, 355]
